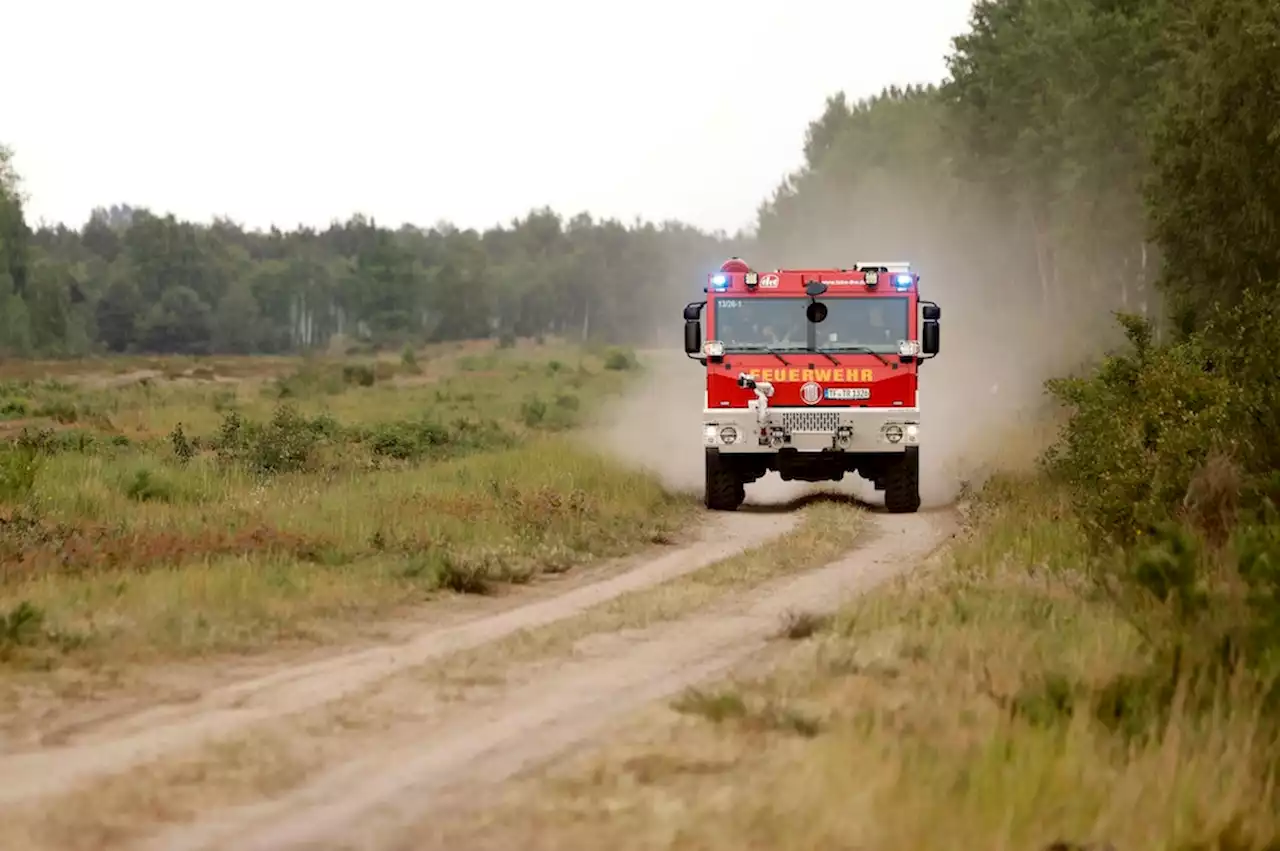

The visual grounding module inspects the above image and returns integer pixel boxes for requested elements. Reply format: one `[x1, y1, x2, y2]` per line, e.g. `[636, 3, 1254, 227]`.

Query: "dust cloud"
[589, 349, 864, 507]
[591, 182, 1128, 510]
[756, 180, 1128, 509]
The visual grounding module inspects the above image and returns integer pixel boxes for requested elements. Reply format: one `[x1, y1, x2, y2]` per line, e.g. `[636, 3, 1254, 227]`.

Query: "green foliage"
[519, 393, 581, 432]
[1045, 300, 1280, 690]
[122, 467, 177, 503]
[0, 399, 27, 420]
[0, 445, 41, 503]
[399, 345, 422, 374]
[1044, 314, 1237, 545]
[341, 364, 376, 387]
[520, 396, 548, 428]
[354, 417, 510, 462]
[213, 405, 331, 475]
[602, 347, 638, 371]
[0, 601, 44, 658]
[169, 423, 196, 464]
[1146, 0, 1280, 327]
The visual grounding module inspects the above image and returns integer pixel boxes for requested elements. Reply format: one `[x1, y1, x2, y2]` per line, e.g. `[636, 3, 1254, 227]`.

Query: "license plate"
[824, 387, 871, 400]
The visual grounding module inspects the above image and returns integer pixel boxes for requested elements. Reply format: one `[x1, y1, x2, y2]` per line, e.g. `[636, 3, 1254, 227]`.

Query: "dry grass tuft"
[774, 609, 831, 641]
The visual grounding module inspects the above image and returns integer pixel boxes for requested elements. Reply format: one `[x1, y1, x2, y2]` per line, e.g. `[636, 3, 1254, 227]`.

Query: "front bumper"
[703, 407, 919, 454]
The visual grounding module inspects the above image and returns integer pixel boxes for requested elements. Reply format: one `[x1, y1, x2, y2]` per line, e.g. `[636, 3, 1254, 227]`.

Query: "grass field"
[0, 339, 694, 671]
[432, 474, 1279, 851]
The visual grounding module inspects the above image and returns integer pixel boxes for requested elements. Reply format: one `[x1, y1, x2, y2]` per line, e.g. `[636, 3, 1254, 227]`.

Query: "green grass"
[0, 341, 695, 668]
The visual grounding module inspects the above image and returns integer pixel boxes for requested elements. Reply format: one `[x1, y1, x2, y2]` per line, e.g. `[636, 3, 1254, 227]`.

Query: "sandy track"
[0, 509, 797, 811]
[145, 509, 957, 851]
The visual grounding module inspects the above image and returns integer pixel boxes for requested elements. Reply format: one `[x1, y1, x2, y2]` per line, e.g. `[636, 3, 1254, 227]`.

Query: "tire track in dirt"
[0, 509, 799, 810]
[148, 509, 957, 851]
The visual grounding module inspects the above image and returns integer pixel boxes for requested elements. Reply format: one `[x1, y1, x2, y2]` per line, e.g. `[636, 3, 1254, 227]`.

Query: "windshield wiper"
[738, 345, 793, 366]
[812, 348, 840, 366]
[825, 345, 890, 366]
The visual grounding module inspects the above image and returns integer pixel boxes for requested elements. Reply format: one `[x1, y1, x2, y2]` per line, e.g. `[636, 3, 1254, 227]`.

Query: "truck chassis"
[705, 444, 920, 513]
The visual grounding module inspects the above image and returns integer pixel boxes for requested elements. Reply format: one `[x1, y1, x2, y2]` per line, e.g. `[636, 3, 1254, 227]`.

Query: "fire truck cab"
[683, 258, 942, 512]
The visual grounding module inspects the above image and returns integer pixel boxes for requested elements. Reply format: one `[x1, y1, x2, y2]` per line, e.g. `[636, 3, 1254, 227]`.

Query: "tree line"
[0, 173, 743, 356]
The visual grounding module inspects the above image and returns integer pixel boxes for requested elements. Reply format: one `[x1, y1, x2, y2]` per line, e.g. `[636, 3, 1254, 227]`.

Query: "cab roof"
[706, 263, 917, 295]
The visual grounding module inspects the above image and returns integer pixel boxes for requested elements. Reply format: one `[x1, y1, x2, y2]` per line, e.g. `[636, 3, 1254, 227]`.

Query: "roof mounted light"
[744, 271, 759, 288]
[865, 271, 879, 288]
[894, 273, 914, 291]
[710, 273, 729, 291]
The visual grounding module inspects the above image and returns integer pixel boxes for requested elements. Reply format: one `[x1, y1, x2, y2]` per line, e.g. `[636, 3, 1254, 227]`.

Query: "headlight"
[704, 424, 718, 441]
[719, 425, 739, 444]
[906, 424, 919, 439]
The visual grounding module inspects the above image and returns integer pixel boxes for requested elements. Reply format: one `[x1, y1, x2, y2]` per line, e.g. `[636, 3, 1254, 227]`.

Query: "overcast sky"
[5, 0, 975, 235]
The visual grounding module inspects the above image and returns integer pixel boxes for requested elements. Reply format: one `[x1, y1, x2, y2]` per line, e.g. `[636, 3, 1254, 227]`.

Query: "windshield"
[712, 296, 909, 354]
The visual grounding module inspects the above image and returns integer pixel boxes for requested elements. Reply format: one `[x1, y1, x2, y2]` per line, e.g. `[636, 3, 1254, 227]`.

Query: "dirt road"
[0, 499, 956, 851]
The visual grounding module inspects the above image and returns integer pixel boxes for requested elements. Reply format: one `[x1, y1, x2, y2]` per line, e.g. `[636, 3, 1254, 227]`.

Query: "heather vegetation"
[0, 343, 685, 667]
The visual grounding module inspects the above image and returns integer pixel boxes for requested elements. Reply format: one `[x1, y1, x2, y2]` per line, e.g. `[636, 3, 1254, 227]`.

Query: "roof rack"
[852, 262, 912, 274]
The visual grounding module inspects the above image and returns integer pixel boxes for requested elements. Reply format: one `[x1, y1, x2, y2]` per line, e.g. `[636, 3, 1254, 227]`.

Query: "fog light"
[884, 424, 904, 444]
[719, 425, 739, 444]
[704, 424, 718, 442]
[906, 424, 919, 442]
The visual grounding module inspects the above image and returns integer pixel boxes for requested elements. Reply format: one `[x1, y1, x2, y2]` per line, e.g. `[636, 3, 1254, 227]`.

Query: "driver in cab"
[861, 305, 895, 345]
[760, 318, 804, 348]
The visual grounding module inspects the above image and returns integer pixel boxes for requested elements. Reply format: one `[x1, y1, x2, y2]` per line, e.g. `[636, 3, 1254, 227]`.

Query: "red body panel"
[703, 266, 922, 411]
[705, 357, 916, 409]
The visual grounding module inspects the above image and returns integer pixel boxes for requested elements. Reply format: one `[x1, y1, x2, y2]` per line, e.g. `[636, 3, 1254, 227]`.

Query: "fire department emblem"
[800, 382, 822, 405]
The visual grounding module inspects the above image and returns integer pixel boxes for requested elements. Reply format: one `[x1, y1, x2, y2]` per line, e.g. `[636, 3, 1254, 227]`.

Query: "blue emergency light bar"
[710, 268, 915, 293]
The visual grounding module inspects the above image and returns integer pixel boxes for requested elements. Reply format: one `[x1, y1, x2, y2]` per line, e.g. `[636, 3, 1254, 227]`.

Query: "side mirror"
[684, 320, 702, 355]
[683, 302, 705, 322]
[922, 304, 941, 321]
[922, 320, 940, 355]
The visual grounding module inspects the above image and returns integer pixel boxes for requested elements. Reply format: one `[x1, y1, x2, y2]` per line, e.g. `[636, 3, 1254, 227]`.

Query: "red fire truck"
[683, 257, 941, 512]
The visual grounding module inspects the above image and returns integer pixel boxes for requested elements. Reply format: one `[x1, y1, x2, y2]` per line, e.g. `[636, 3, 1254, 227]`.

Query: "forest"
[0, 188, 743, 356]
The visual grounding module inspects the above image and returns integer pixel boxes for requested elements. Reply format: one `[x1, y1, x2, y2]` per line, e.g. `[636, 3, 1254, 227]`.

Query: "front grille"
[779, 410, 841, 433]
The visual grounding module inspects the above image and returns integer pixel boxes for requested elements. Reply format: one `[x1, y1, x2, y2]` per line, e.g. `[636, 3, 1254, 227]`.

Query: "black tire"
[883, 448, 921, 514]
[705, 450, 745, 511]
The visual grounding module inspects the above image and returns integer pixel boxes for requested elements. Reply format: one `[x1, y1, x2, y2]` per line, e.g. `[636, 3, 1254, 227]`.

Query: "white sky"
[4, 0, 975, 235]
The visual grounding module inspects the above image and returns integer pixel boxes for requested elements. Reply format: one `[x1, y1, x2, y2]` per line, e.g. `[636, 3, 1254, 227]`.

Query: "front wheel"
[883, 448, 921, 514]
[705, 450, 745, 511]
